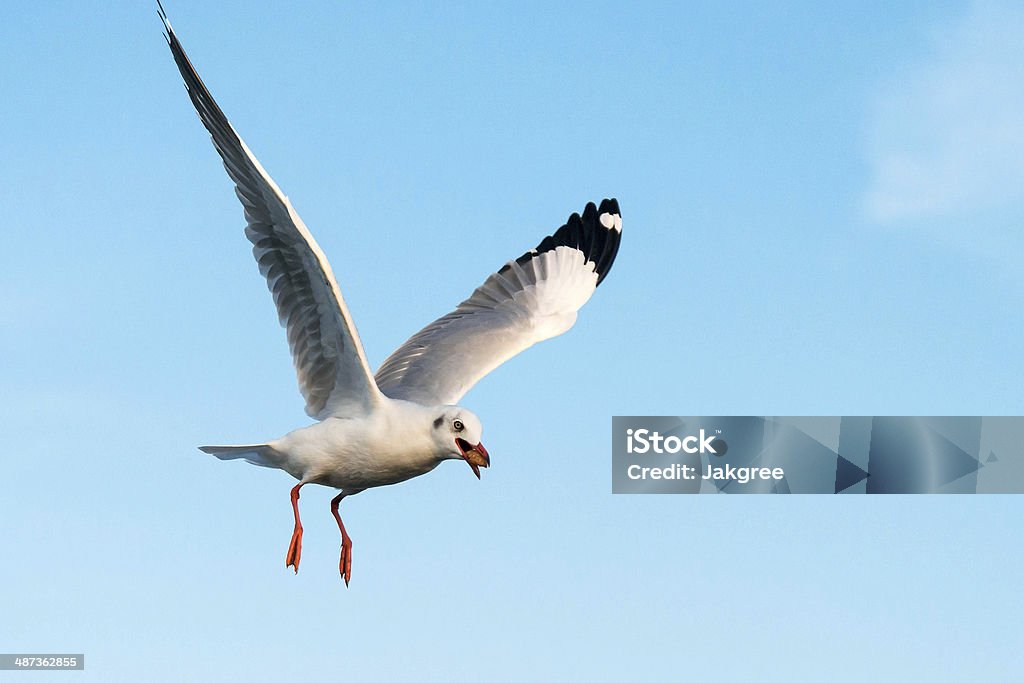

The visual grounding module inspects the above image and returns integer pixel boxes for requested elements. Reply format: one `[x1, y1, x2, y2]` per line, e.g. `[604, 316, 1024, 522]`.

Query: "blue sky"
[2, 1, 1022, 680]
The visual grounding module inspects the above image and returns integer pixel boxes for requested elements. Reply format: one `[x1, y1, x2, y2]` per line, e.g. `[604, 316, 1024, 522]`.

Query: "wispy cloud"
[864, 2, 1024, 224]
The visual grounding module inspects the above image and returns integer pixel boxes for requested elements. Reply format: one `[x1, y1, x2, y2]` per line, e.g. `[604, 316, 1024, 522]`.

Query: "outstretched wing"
[161, 6, 382, 419]
[375, 199, 622, 406]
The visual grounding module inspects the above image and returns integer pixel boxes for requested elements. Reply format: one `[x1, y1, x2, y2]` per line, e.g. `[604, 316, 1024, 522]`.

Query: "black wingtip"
[598, 197, 620, 217]
[590, 198, 621, 285]
[508, 198, 622, 286]
[156, 0, 170, 31]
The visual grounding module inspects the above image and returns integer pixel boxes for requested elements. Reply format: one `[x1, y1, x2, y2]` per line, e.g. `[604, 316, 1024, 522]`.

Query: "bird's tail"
[198, 444, 279, 469]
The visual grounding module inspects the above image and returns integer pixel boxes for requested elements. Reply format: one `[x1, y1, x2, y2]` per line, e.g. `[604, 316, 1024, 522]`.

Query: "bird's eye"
[453, 419, 464, 432]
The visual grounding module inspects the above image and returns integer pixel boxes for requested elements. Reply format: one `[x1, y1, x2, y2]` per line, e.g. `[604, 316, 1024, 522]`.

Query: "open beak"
[456, 438, 490, 479]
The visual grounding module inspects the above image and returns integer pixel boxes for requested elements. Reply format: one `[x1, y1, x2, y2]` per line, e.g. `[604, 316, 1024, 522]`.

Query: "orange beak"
[456, 438, 491, 479]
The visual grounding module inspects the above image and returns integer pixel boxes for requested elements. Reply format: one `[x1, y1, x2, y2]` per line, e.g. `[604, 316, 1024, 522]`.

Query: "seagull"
[160, 4, 622, 585]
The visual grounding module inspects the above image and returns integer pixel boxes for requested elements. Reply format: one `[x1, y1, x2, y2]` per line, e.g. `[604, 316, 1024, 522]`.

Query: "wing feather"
[375, 200, 622, 406]
[161, 7, 382, 418]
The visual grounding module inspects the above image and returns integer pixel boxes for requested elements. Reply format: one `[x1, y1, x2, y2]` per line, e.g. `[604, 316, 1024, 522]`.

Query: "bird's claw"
[339, 538, 353, 586]
[285, 526, 303, 574]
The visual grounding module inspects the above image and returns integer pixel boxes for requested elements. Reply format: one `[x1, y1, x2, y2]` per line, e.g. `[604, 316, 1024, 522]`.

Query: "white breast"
[269, 399, 442, 491]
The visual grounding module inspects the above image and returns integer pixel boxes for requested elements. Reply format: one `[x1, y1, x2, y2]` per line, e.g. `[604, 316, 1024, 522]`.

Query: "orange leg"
[331, 492, 354, 586]
[285, 483, 304, 573]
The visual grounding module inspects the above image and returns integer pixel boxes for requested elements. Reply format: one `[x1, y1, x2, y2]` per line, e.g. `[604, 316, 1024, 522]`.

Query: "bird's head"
[431, 407, 489, 479]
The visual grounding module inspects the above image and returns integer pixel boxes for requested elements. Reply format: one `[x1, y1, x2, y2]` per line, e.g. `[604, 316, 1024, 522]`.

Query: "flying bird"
[160, 4, 622, 585]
